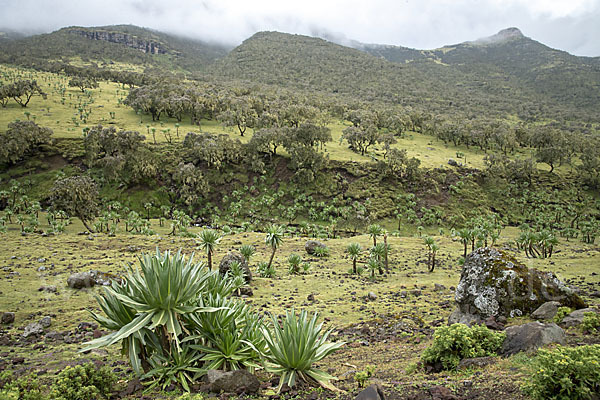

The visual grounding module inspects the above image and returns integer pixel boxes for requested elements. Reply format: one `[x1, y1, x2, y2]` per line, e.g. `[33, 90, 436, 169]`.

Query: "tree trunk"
[80, 216, 95, 233]
[268, 248, 276, 268]
[353, 259, 357, 274]
[208, 251, 212, 271]
[384, 234, 389, 272]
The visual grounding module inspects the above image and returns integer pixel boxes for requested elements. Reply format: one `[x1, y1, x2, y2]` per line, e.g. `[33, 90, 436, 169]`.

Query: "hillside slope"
[0, 24, 229, 72]
[361, 28, 600, 113]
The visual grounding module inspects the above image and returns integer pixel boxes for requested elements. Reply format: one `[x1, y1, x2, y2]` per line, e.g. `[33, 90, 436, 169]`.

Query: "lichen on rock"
[453, 247, 586, 321]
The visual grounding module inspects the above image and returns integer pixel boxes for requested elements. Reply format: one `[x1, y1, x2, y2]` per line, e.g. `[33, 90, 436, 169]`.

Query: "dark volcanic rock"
[429, 386, 459, 400]
[1, 312, 15, 325]
[219, 252, 252, 283]
[305, 240, 326, 255]
[500, 322, 565, 356]
[453, 248, 585, 321]
[67, 272, 95, 289]
[205, 369, 260, 394]
[355, 384, 386, 400]
[458, 356, 497, 370]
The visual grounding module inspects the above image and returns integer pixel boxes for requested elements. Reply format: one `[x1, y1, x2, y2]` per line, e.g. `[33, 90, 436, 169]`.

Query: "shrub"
[0, 370, 47, 400]
[554, 307, 573, 324]
[354, 365, 374, 388]
[49, 363, 116, 400]
[261, 309, 345, 392]
[522, 345, 600, 400]
[421, 324, 505, 370]
[581, 312, 600, 333]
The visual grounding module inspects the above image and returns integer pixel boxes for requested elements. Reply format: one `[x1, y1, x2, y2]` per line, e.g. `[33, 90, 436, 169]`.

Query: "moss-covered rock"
[454, 248, 586, 319]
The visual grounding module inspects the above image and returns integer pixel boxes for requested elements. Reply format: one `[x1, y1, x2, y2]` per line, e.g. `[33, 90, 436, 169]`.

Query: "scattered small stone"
[355, 383, 386, 400]
[204, 369, 260, 394]
[22, 322, 44, 338]
[39, 316, 52, 328]
[11, 357, 25, 365]
[429, 385, 459, 400]
[1, 312, 15, 325]
[67, 272, 95, 289]
[307, 294, 315, 302]
[367, 292, 378, 301]
[484, 316, 504, 331]
[531, 301, 561, 320]
[78, 322, 99, 331]
[45, 331, 63, 341]
[434, 283, 446, 291]
[458, 356, 497, 370]
[38, 285, 57, 293]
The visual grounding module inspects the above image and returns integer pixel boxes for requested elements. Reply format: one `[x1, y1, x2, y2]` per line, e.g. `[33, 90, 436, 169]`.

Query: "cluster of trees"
[0, 121, 53, 165]
[0, 79, 46, 107]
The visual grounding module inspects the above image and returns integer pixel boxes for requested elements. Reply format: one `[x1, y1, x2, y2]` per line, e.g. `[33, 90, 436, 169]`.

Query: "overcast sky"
[1, 0, 599, 56]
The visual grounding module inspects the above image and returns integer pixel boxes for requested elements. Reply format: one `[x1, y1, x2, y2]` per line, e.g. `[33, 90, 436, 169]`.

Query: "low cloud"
[1, 0, 599, 56]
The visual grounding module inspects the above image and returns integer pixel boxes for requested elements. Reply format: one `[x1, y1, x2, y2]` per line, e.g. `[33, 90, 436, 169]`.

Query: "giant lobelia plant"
[260, 309, 345, 392]
[82, 249, 230, 389]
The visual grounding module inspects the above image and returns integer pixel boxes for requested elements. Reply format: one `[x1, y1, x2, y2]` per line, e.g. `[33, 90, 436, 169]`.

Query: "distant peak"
[471, 27, 524, 45]
[496, 27, 523, 39]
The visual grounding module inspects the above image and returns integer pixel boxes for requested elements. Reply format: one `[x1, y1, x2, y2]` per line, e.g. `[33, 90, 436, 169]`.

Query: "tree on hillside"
[217, 99, 257, 136]
[342, 123, 379, 155]
[68, 76, 99, 92]
[49, 176, 99, 233]
[9, 80, 46, 107]
[0, 121, 53, 165]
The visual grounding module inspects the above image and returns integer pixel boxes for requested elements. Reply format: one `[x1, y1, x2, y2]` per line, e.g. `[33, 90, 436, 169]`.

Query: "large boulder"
[219, 252, 252, 283]
[500, 322, 565, 356]
[204, 369, 260, 394]
[453, 248, 585, 322]
[305, 240, 326, 255]
[67, 272, 95, 289]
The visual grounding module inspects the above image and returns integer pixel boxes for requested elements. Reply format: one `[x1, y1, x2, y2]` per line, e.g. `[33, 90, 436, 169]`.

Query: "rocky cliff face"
[67, 29, 167, 55]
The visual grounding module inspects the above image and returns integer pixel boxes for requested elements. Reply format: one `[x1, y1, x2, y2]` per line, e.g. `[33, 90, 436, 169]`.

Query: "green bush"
[421, 324, 505, 370]
[554, 307, 573, 323]
[522, 345, 600, 400]
[49, 363, 116, 400]
[0, 370, 47, 400]
[581, 312, 600, 333]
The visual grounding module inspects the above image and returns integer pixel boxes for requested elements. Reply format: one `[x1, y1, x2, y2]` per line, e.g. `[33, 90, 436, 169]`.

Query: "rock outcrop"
[67, 28, 167, 55]
[451, 248, 585, 323]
